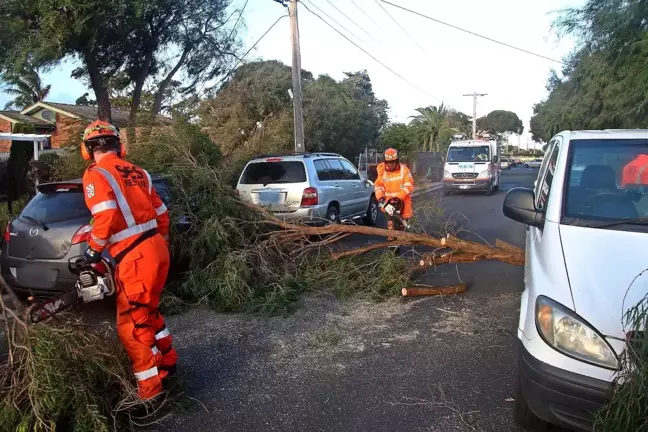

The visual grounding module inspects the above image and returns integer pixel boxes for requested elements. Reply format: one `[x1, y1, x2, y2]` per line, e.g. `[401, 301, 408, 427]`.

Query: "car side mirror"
[503, 187, 544, 228]
[492, 156, 498, 164]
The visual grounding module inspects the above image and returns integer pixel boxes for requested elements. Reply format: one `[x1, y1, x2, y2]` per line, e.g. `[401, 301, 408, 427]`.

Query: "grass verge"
[594, 293, 648, 432]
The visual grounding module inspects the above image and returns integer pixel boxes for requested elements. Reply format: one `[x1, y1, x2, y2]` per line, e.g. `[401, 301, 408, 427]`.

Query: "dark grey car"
[1, 176, 177, 299]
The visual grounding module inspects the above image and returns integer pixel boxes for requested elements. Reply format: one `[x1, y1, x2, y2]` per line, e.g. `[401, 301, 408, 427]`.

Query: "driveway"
[163, 168, 562, 432]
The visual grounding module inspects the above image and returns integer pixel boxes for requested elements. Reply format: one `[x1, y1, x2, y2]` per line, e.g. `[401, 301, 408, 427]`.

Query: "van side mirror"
[492, 155, 498, 164]
[503, 187, 544, 228]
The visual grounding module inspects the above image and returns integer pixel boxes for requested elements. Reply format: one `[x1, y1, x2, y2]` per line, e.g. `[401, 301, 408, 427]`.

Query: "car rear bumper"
[271, 204, 330, 225]
[442, 178, 491, 191]
[518, 341, 611, 431]
[1, 244, 86, 298]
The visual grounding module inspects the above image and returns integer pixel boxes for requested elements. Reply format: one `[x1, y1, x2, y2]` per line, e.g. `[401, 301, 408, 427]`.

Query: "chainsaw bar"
[28, 288, 79, 324]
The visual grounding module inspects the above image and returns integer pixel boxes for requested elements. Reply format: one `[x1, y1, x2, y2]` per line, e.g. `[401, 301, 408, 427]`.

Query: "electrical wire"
[195, 14, 288, 100]
[322, 0, 388, 52]
[372, 0, 428, 55]
[377, 0, 564, 64]
[318, 0, 411, 65]
[227, 0, 250, 41]
[349, 0, 387, 33]
[300, 0, 444, 103]
[303, 0, 388, 63]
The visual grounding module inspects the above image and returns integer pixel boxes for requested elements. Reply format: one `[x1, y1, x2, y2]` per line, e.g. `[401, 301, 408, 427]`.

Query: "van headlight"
[535, 296, 619, 370]
[443, 170, 452, 179]
[477, 170, 490, 179]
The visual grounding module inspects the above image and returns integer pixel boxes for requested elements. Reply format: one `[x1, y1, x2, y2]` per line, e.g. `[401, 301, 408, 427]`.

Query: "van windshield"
[563, 138, 648, 229]
[447, 146, 490, 162]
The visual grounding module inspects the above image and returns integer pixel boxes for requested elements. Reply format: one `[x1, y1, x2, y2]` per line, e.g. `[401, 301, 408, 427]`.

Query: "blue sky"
[0, 0, 583, 147]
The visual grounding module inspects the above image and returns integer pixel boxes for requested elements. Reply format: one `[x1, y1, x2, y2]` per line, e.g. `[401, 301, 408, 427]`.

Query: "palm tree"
[2, 66, 51, 110]
[408, 103, 450, 152]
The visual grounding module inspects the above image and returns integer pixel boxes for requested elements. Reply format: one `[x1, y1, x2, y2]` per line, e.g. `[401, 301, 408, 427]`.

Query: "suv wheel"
[363, 196, 378, 226]
[325, 204, 339, 224]
[514, 367, 547, 431]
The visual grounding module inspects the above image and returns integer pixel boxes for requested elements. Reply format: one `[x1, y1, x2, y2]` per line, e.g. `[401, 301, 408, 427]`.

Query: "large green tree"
[530, 0, 648, 142]
[378, 123, 417, 156]
[199, 60, 388, 162]
[408, 104, 450, 152]
[2, 65, 51, 110]
[0, 0, 241, 124]
[477, 110, 523, 136]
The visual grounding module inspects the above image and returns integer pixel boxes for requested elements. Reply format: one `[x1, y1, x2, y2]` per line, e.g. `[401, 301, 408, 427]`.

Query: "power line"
[349, 0, 387, 32]
[196, 14, 288, 100]
[320, 0, 410, 65]
[227, 0, 250, 40]
[300, 0, 444, 103]
[378, 0, 565, 64]
[373, 0, 428, 55]
[303, 0, 388, 63]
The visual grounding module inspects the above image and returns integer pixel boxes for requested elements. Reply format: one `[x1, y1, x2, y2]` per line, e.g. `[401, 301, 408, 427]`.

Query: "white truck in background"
[442, 139, 501, 196]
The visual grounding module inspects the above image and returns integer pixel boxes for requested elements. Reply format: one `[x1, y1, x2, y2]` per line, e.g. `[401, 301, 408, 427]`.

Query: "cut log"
[401, 283, 468, 297]
[241, 202, 525, 267]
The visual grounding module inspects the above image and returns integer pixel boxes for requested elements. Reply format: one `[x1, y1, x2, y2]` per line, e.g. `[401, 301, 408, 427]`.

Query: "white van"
[503, 129, 648, 431]
[442, 139, 501, 196]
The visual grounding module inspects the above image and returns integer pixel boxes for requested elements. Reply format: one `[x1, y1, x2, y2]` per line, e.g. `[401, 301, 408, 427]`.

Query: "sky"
[0, 0, 584, 148]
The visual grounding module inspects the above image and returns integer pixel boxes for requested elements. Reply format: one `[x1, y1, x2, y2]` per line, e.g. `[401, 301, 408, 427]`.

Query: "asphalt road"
[163, 168, 562, 432]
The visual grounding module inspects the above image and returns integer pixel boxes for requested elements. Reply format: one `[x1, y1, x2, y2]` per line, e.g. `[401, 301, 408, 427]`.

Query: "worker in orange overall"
[80, 120, 177, 400]
[374, 148, 415, 245]
[621, 154, 648, 188]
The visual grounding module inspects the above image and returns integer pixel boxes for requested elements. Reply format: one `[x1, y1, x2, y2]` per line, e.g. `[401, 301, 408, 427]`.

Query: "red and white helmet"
[384, 148, 398, 162]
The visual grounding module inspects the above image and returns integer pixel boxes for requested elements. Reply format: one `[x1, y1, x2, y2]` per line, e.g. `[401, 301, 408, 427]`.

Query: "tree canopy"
[530, 0, 648, 142]
[2, 65, 50, 110]
[0, 0, 242, 124]
[200, 61, 388, 164]
[477, 110, 523, 136]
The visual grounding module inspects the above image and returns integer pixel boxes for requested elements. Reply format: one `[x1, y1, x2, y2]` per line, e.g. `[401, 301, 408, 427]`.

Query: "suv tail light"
[301, 187, 318, 206]
[3, 221, 11, 243]
[71, 224, 92, 245]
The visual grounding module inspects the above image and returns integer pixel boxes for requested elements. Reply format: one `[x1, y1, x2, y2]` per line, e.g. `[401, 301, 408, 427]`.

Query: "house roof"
[0, 110, 53, 127]
[21, 101, 172, 127]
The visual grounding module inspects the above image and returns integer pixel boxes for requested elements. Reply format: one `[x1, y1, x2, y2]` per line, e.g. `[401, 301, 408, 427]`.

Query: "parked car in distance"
[1, 175, 186, 299]
[500, 158, 510, 169]
[524, 158, 543, 168]
[502, 129, 648, 432]
[236, 153, 378, 226]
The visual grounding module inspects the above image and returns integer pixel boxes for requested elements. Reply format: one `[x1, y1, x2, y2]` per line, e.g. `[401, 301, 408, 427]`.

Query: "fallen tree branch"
[402, 283, 468, 297]
[242, 200, 524, 266]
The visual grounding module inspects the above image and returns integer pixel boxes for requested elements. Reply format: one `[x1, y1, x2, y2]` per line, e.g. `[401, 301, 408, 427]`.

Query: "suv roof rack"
[253, 152, 342, 159]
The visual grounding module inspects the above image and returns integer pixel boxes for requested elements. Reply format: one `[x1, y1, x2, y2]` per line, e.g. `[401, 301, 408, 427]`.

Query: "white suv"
[503, 130, 648, 431]
[236, 153, 378, 226]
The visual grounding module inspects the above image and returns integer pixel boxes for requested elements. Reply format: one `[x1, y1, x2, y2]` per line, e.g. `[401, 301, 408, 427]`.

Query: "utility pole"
[289, 0, 305, 153]
[463, 92, 487, 140]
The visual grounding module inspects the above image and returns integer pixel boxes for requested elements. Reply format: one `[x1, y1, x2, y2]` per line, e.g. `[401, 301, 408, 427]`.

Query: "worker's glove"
[84, 247, 102, 264]
[384, 204, 395, 216]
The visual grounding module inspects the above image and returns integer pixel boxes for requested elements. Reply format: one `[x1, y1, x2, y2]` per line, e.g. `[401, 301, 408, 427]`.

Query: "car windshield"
[21, 190, 91, 224]
[563, 138, 648, 229]
[447, 146, 490, 162]
[239, 161, 307, 185]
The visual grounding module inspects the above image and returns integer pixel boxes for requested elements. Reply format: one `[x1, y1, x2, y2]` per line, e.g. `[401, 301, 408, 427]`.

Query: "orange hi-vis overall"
[621, 154, 648, 187]
[374, 162, 415, 219]
[82, 153, 177, 400]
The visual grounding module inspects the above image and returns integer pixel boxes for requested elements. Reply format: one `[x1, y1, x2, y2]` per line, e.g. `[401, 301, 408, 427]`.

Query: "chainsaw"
[27, 256, 116, 324]
[380, 197, 411, 229]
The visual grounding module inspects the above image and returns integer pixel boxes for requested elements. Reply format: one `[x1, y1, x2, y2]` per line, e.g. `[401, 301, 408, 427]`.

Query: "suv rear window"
[240, 161, 307, 185]
[21, 190, 91, 224]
